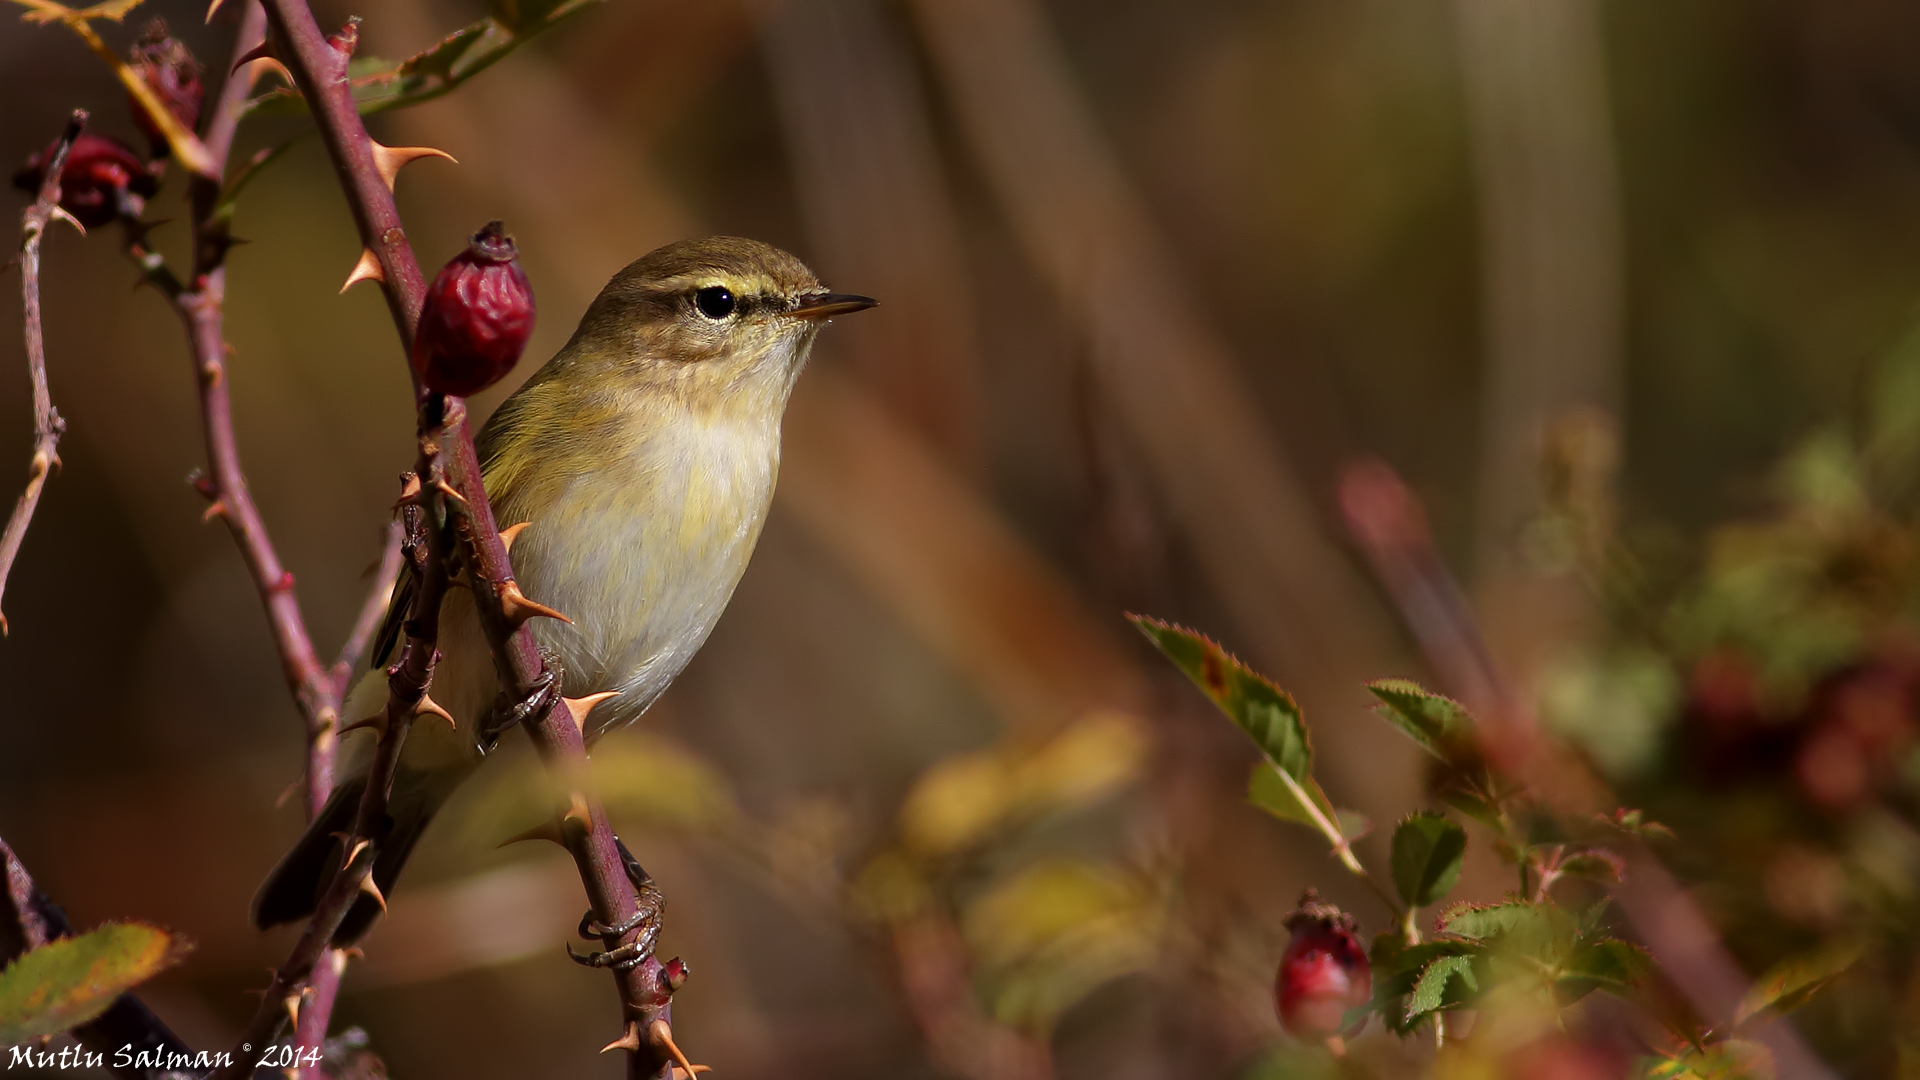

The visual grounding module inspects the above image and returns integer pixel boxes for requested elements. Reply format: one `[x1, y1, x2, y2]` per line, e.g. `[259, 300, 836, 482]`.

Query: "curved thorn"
[499, 580, 571, 626]
[599, 1021, 642, 1055]
[431, 478, 468, 506]
[498, 819, 566, 849]
[230, 39, 277, 75]
[337, 714, 387, 739]
[498, 521, 531, 553]
[340, 248, 384, 294]
[48, 206, 85, 235]
[413, 693, 456, 729]
[369, 142, 457, 193]
[648, 1020, 708, 1077]
[563, 691, 619, 734]
[562, 792, 593, 836]
[358, 874, 387, 913]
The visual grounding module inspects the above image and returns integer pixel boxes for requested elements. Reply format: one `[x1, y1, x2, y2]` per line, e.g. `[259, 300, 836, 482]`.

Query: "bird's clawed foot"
[479, 660, 560, 751]
[565, 836, 666, 972]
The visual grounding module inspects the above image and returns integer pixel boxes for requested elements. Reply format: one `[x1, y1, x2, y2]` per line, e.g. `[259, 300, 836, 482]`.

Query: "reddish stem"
[256, 3, 674, 1073]
[0, 110, 84, 634]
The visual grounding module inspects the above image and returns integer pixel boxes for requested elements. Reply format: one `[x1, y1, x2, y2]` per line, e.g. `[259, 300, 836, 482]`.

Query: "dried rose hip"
[1275, 889, 1371, 1041]
[126, 19, 204, 157]
[11, 134, 159, 229]
[412, 221, 536, 397]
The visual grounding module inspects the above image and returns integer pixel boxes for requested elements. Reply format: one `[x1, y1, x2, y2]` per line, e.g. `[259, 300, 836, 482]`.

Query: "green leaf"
[1405, 953, 1478, 1019]
[1390, 813, 1466, 907]
[398, 21, 490, 80]
[1366, 679, 1475, 762]
[1733, 937, 1865, 1028]
[1554, 848, 1625, 884]
[242, 3, 603, 123]
[1557, 938, 1652, 1002]
[1334, 810, 1372, 843]
[1247, 764, 1360, 840]
[1131, 618, 1311, 780]
[0, 923, 189, 1042]
[1437, 900, 1545, 941]
[490, 0, 581, 32]
[1367, 934, 1479, 1035]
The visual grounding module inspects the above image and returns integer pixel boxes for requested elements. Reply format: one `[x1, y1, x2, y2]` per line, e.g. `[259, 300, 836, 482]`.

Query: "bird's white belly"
[516, 421, 779, 738]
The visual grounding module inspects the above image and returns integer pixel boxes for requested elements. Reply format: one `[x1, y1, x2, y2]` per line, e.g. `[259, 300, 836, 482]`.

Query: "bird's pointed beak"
[790, 292, 878, 320]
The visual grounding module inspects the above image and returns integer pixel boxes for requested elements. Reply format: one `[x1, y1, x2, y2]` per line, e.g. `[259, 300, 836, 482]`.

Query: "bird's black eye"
[694, 286, 735, 320]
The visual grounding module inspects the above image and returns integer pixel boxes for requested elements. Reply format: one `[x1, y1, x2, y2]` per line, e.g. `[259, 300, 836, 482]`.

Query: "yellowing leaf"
[847, 850, 934, 925]
[455, 732, 738, 850]
[961, 860, 1161, 1031]
[1734, 937, 1865, 1029]
[899, 752, 1015, 855]
[0, 923, 189, 1042]
[898, 712, 1145, 856]
[1018, 711, 1146, 810]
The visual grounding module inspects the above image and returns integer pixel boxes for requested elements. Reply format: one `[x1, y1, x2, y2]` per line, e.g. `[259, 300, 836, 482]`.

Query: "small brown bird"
[253, 237, 873, 939]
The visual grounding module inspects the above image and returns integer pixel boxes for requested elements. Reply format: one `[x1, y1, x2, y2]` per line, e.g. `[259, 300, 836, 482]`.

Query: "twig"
[331, 520, 406, 697]
[167, 0, 354, 823]
[1336, 460, 1839, 1080]
[0, 110, 84, 635]
[210, 451, 452, 1080]
[1, 835, 198, 1077]
[116, 2, 396, 1059]
[254, 2, 679, 1075]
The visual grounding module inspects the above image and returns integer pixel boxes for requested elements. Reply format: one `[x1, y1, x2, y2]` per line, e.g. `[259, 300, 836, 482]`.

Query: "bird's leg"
[478, 653, 560, 752]
[566, 838, 665, 972]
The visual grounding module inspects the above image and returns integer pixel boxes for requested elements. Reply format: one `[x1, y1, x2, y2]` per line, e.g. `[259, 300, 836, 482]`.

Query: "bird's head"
[561, 236, 874, 411]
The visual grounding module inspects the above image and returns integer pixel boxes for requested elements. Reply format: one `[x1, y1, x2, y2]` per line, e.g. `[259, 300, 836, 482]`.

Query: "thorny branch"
[105, 1, 402, 1065]
[236, 1, 688, 1075]
[209, 449, 453, 1080]
[1, 835, 196, 1078]
[173, 0, 347, 824]
[1337, 460, 1839, 1080]
[0, 109, 83, 635]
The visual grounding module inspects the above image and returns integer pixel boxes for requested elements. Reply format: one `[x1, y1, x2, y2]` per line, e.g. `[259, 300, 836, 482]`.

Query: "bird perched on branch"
[253, 236, 874, 940]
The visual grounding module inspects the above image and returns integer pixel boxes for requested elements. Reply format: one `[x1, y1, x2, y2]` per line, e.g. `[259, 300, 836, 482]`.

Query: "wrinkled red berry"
[1276, 890, 1371, 1040]
[126, 19, 204, 157]
[11, 134, 158, 229]
[412, 221, 536, 397]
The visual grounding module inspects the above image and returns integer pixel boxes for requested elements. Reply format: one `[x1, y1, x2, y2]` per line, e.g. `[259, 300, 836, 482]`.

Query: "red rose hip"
[1276, 889, 1371, 1042]
[11, 134, 158, 229]
[412, 221, 536, 397]
[126, 19, 204, 158]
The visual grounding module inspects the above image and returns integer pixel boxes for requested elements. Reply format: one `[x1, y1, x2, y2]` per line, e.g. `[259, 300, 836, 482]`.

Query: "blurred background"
[7, 0, 1920, 1076]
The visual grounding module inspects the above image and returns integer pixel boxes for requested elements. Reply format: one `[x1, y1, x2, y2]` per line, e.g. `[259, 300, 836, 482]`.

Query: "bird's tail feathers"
[250, 775, 439, 946]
